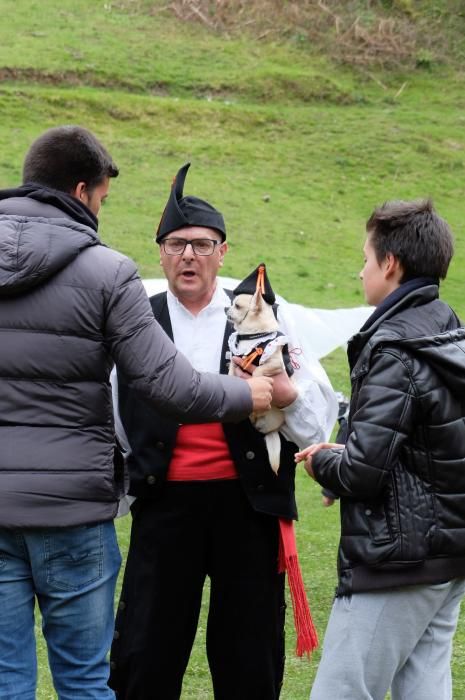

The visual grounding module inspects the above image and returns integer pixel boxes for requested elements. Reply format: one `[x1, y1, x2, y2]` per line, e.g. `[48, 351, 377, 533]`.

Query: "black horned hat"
[155, 162, 226, 242]
[233, 263, 276, 305]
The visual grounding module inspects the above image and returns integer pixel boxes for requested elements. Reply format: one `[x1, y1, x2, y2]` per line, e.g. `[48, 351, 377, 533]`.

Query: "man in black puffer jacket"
[0, 126, 273, 700]
[296, 199, 465, 700]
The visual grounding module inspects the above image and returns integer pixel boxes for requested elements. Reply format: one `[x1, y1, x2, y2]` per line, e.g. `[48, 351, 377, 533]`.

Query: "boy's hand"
[322, 494, 335, 507]
[294, 442, 345, 479]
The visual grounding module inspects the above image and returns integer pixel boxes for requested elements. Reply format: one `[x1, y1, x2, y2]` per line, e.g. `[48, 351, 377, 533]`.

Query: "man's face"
[159, 226, 227, 305]
[80, 177, 110, 216]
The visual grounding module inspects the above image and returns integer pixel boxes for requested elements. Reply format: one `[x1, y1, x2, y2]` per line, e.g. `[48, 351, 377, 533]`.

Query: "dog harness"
[228, 330, 290, 371]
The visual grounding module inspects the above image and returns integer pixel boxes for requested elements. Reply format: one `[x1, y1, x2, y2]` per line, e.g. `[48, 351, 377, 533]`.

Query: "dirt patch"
[0, 67, 170, 96]
[163, 0, 440, 69]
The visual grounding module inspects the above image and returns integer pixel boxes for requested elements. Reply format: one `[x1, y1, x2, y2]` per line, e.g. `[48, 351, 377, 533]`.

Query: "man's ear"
[219, 241, 228, 267]
[71, 181, 87, 201]
[384, 253, 403, 282]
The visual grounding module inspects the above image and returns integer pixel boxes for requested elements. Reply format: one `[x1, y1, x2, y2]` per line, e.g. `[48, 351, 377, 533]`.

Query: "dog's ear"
[250, 289, 264, 313]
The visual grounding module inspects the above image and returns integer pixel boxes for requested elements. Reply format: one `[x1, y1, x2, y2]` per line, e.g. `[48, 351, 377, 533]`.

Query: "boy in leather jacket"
[296, 199, 465, 700]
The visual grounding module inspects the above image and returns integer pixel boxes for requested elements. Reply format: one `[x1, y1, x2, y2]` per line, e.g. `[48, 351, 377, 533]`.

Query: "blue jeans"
[0, 521, 121, 700]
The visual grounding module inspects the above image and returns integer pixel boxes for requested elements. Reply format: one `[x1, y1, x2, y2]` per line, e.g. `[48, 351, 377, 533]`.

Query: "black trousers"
[109, 480, 286, 700]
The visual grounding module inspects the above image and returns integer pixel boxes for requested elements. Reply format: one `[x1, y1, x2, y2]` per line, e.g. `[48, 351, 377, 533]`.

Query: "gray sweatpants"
[310, 578, 465, 700]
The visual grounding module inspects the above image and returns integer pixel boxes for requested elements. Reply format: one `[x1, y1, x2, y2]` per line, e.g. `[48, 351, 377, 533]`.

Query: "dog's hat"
[156, 162, 226, 242]
[233, 263, 276, 305]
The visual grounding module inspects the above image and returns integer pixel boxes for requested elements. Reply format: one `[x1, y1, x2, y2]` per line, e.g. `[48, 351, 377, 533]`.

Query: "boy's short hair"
[366, 199, 454, 281]
[22, 125, 119, 194]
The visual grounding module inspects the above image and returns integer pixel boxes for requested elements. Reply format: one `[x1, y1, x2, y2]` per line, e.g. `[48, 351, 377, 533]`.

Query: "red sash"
[167, 423, 237, 481]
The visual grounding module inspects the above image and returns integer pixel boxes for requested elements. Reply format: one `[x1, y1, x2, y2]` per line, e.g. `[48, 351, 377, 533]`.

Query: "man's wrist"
[274, 381, 298, 409]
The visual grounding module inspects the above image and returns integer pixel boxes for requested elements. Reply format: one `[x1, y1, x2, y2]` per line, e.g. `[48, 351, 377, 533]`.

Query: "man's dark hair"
[366, 198, 454, 281]
[22, 125, 119, 193]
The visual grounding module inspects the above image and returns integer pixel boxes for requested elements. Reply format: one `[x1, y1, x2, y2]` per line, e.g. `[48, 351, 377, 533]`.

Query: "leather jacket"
[313, 284, 465, 595]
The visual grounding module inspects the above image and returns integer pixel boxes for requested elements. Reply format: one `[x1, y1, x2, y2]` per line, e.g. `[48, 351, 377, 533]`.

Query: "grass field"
[1, 0, 465, 697]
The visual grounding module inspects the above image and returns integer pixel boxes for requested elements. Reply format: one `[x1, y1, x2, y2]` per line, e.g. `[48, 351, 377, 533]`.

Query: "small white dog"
[227, 266, 291, 474]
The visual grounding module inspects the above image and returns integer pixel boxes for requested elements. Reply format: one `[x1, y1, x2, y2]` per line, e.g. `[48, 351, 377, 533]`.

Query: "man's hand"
[294, 442, 344, 479]
[230, 357, 254, 379]
[247, 376, 274, 412]
[230, 357, 297, 408]
[269, 370, 298, 408]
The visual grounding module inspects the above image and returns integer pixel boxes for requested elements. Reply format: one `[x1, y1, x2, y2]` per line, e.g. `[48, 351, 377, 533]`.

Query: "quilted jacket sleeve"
[312, 348, 414, 499]
[104, 257, 252, 423]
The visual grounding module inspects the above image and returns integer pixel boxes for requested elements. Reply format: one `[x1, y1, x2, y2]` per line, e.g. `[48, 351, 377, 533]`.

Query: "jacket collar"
[0, 183, 98, 231]
[359, 277, 439, 335]
[348, 282, 440, 372]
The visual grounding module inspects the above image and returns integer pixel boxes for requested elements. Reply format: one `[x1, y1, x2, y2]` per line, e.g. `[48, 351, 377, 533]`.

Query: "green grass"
[1, 78, 464, 313]
[2, 0, 465, 696]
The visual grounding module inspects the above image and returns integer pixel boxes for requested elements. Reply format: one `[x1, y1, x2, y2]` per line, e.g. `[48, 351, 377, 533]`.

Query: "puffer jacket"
[0, 185, 252, 529]
[313, 284, 465, 595]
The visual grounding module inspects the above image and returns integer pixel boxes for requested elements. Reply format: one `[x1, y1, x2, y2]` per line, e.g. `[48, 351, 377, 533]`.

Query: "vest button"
[155, 441, 165, 451]
[118, 600, 126, 611]
[245, 451, 255, 460]
[365, 509, 372, 516]
[113, 630, 120, 640]
[110, 661, 117, 670]
[147, 475, 157, 485]
[257, 484, 265, 491]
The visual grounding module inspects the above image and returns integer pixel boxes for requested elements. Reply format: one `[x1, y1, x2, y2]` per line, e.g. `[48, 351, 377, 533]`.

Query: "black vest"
[117, 292, 297, 520]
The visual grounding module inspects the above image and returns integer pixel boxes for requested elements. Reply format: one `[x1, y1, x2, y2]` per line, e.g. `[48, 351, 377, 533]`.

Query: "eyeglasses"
[160, 237, 221, 256]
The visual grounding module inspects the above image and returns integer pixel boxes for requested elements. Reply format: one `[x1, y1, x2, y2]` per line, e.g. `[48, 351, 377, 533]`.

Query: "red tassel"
[278, 518, 318, 657]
